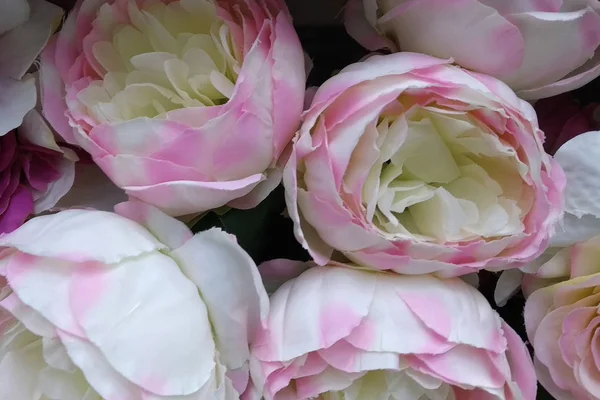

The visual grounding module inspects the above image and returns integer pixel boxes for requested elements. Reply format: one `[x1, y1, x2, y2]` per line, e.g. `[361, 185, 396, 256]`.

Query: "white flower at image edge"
[0, 200, 269, 399]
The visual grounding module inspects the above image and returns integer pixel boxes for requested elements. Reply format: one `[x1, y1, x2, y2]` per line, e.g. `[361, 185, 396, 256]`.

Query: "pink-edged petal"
[0, 0, 63, 80]
[478, 0, 563, 13]
[503, 9, 600, 92]
[502, 321, 537, 400]
[0, 209, 164, 263]
[114, 200, 193, 250]
[309, 53, 449, 114]
[123, 175, 264, 216]
[396, 276, 506, 353]
[0, 75, 36, 136]
[57, 330, 143, 399]
[252, 266, 376, 362]
[54, 163, 127, 212]
[69, 253, 216, 396]
[283, 140, 334, 265]
[376, 0, 524, 77]
[169, 228, 269, 372]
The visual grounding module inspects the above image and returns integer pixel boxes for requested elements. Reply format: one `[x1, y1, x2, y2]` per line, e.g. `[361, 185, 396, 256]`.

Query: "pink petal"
[376, 0, 524, 77]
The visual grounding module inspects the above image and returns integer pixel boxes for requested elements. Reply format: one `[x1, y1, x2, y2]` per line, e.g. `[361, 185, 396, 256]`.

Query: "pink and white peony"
[0, 0, 77, 233]
[284, 53, 565, 277]
[525, 234, 600, 399]
[250, 263, 537, 400]
[40, 0, 306, 216]
[345, 0, 600, 100]
[0, 200, 268, 399]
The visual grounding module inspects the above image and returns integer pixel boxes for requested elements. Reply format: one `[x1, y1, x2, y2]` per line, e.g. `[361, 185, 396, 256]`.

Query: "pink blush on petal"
[319, 303, 366, 348]
[69, 262, 109, 319]
[399, 293, 452, 339]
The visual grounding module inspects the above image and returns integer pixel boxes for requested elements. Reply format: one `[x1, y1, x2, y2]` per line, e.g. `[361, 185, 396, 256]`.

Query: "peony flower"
[0, 200, 269, 399]
[0, 0, 77, 233]
[344, 0, 600, 100]
[284, 53, 565, 277]
[250, 263, 537, 400]
[525, 234, 600, 399]
[40, 0, 306, 216]
[535, 94, 600, 155]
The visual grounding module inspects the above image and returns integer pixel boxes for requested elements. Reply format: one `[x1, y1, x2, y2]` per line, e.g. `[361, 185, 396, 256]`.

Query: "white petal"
[0, 209, 165, 264]
[170, 228, 269, 371]
[554, 131, 600, 219]
[0, 0, 63, 80]
[550, 212, 600, 247]
[115, 200, 193, 250]
[43, 337, 76, 372]
[0, 75, 36, 135]
[69, 252, 216, 396]
[0, 292, 55, 337]
[57, 331, 143, 399]
[494, 269, 524, 307]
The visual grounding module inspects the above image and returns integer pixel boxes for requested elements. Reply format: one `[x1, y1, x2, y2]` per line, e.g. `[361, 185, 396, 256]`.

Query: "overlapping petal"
[285, 53, 564, 277]
[345, 0, 600, 99]
[251, 264, 536, 400]
[41, 0, 306, 216]
[0, 200, 268, 398]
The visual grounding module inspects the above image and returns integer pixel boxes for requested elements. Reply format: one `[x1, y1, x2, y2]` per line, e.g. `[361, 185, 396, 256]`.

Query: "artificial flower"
[284, 52, 564, 277]
[525, 234, 600, 399]
[251, 263, 537, 400]
[0, 0, 76, 233]
[344, 0, 600, 100]
[0, 200, 268, 399]
[40, 0, 306, 216]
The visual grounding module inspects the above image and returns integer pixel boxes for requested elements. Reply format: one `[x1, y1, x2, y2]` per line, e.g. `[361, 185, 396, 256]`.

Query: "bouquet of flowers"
[1, 0, 600, 399]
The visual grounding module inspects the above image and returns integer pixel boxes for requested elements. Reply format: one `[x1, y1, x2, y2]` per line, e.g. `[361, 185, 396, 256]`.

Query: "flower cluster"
[2, 0, 600, 399]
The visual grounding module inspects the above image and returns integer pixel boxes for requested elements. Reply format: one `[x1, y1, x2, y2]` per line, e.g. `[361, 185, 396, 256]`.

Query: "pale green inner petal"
[319, 369, 454, 400]
[361, 106, 530, 243]
[0, 319, 97, 399]
[79, 0, 241, 124]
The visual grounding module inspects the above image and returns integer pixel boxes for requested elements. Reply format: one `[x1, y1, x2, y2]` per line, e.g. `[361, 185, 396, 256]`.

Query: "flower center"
[318, 370, 454, 399]
[77, 0, 240, 124]
[361, 104, 532, 243]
